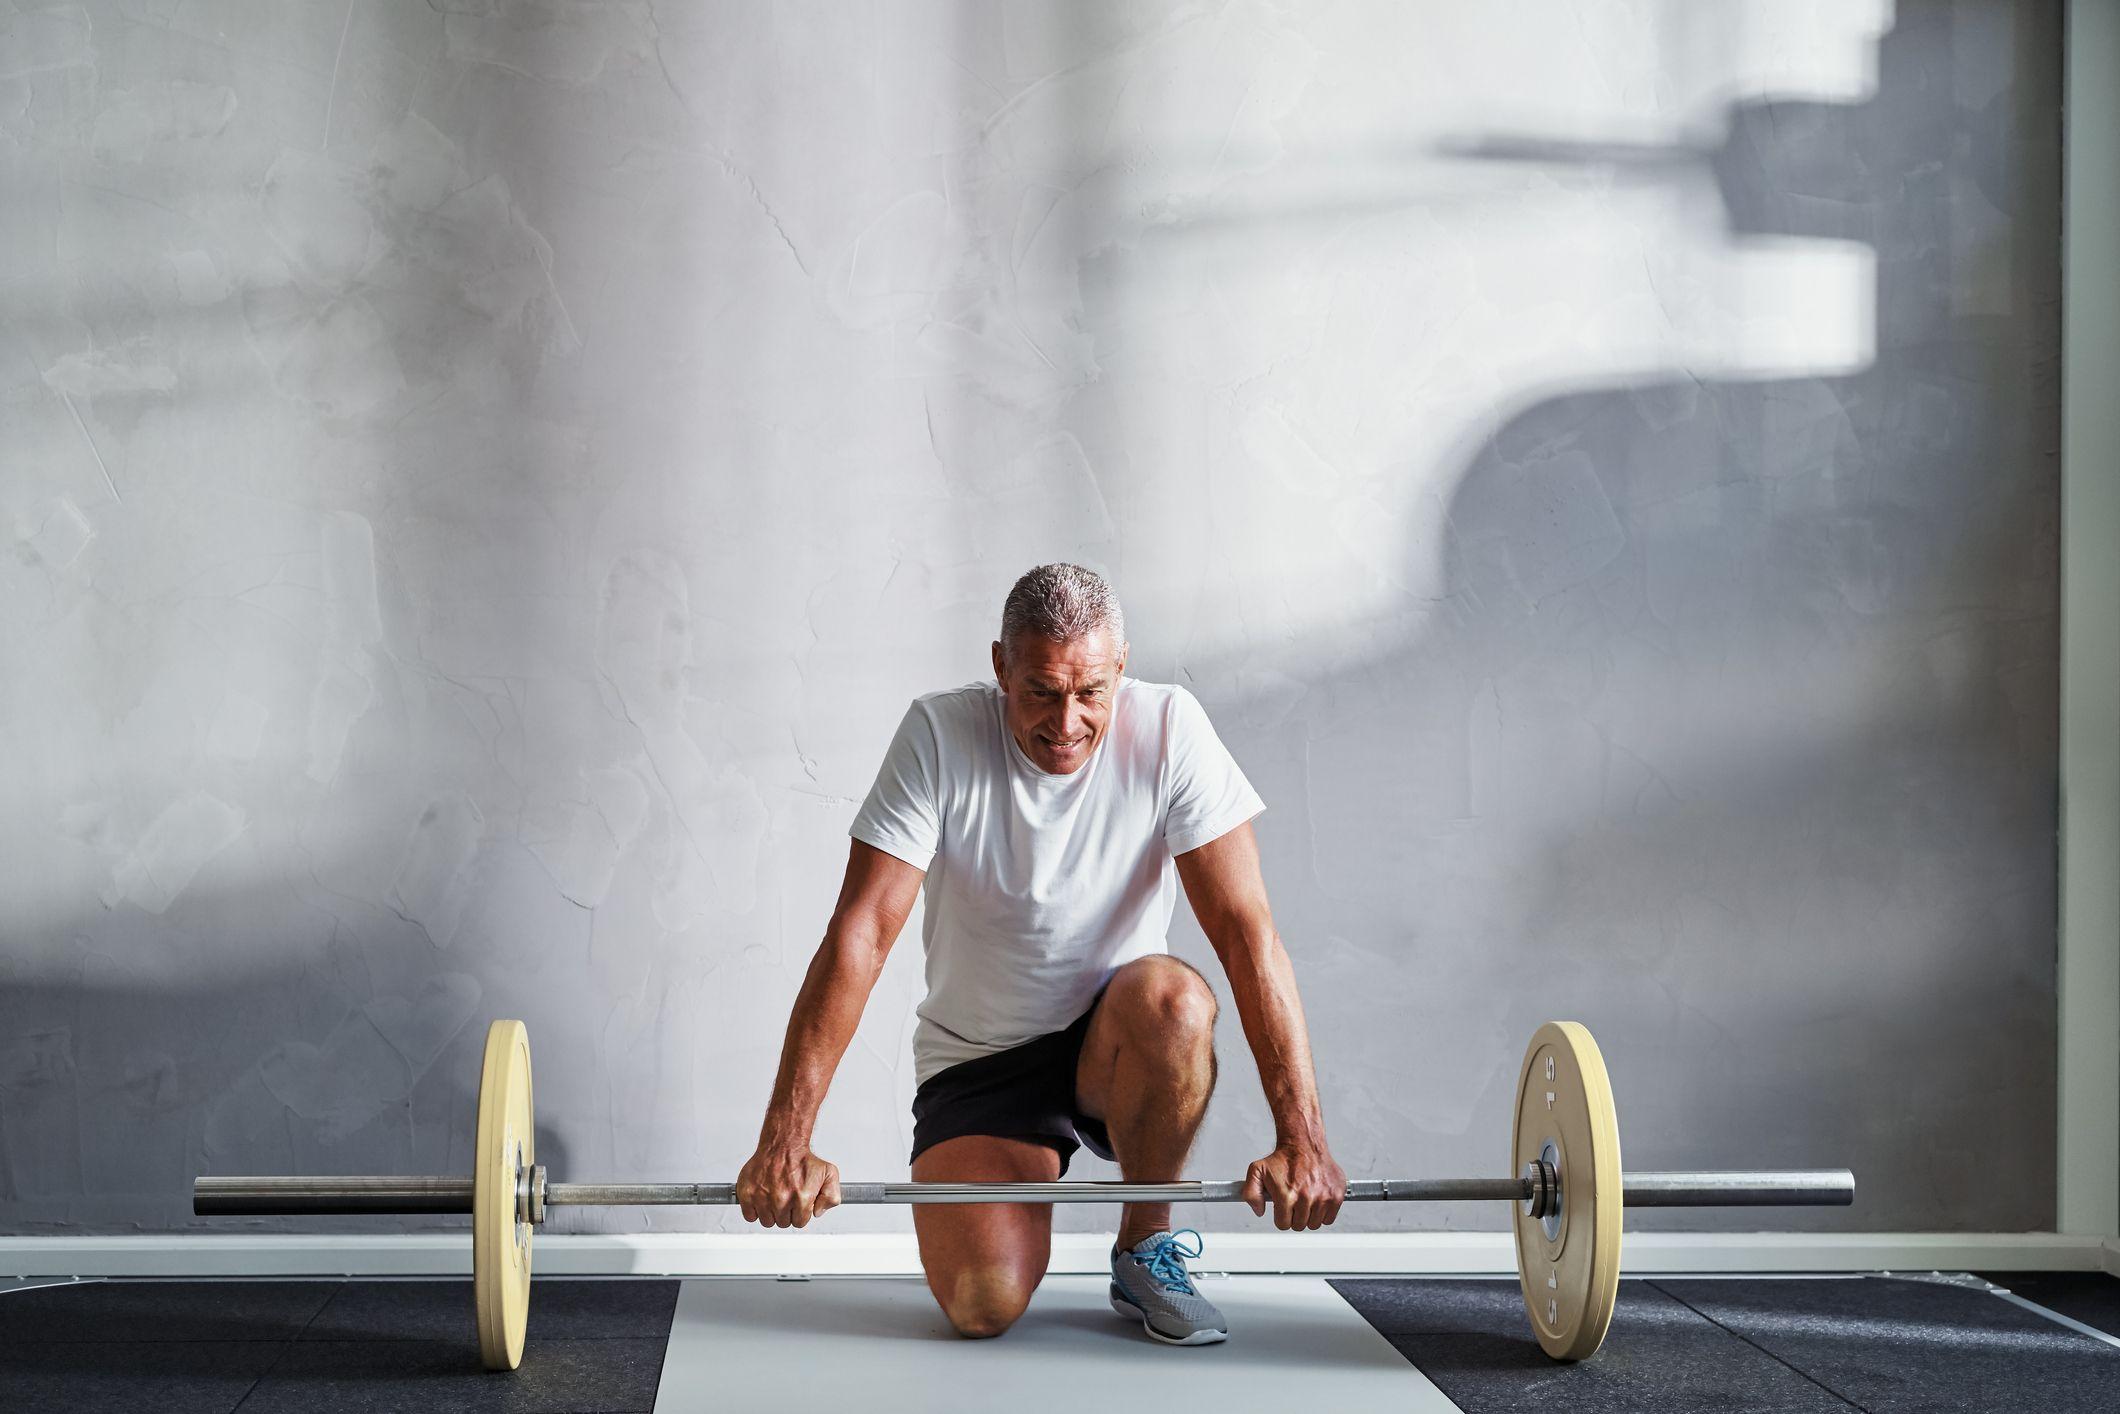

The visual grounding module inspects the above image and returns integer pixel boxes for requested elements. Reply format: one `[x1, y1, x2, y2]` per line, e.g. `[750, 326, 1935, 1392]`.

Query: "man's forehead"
[1028, 670, 1114, 688]
[1011, 636, 1124, 683]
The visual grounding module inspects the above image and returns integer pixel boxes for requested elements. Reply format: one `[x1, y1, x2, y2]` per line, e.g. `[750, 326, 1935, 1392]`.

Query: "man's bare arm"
[1174, 820, 1346, 1229]
[738, 839, 924, 1226]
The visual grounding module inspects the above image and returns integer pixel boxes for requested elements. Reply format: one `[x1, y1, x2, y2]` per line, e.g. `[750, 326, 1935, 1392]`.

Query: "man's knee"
[938, 1269, 1035, 1338]
[1113, 955, 1218, 1038]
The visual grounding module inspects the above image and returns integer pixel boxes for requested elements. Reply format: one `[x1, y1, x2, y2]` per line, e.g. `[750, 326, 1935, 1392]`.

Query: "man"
[735, 563, 1345, 1345]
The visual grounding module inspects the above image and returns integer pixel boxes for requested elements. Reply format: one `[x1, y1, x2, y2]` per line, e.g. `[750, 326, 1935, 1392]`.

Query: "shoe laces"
[1134, 1228, 1204, 1295]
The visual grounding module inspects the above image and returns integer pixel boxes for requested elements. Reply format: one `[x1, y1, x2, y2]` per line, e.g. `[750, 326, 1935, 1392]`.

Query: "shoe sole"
[1109, 1289, 1228, 1346]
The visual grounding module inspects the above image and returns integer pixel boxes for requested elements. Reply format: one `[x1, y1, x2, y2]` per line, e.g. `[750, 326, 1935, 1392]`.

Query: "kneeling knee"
[948, 1302, 1022, 1339]
[941, 1276, 1031, 1339]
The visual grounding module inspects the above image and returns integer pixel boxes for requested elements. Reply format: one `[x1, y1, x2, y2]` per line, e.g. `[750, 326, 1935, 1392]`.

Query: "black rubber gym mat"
[0, 1278, 681, 1414]
[302, 1275, 681, 1343]
[1330, 1277, 1856, 1411]
[236, 1336, 672, 1413]
[0, 1340, 288, 1414]
[0, 1278, 337, 1343]
[1657, 1276, 2120, 1413]
[1335, 1274, 2120, 1412]
[1975, 1271, 2120, 1339]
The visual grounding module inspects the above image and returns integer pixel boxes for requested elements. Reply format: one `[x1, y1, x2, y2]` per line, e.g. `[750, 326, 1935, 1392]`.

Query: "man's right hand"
[734, 1143, 843, 1228]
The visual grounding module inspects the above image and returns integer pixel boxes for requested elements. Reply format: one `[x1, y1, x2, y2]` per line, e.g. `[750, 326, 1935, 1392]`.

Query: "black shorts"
[908, 993, 1117, 1177]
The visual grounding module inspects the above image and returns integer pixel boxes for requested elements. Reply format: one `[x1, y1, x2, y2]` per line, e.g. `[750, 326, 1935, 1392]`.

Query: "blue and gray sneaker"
[1109, 1229, 1228, 1345]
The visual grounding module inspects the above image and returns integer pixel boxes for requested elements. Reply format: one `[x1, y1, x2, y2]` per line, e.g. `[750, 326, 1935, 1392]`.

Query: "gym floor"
[4, 1269, 2115, 1412]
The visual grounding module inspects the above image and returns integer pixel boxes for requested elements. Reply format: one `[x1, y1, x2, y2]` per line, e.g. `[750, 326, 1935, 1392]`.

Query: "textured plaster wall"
[1, 0, 2059, 1236]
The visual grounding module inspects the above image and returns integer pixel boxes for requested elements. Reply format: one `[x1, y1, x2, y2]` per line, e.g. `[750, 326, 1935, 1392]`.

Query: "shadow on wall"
[0, 953, 639, 1237]
[1173, 1, 2060, 1231]
[0, 965, 477, 1232]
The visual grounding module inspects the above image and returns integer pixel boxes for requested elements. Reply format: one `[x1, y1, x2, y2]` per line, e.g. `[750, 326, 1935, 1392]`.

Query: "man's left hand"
[1242, 1140, 1346, 1230]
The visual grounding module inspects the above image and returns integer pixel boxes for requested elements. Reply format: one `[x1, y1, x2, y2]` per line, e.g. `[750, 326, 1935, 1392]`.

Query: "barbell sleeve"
[194, 1168, 1852, 1216]
[193, 1175, 477, 1215]
[1615, 1169, 1857, 1207]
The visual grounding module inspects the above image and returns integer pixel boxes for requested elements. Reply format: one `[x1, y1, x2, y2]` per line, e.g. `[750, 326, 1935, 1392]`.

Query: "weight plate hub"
[1511, 1019, 1622, 1361]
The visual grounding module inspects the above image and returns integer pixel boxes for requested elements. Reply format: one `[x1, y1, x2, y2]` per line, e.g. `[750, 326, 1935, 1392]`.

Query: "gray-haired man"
[735, 563, 1345, 1344]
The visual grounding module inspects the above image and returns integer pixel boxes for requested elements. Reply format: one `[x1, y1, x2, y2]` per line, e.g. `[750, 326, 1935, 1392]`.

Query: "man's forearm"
[1214, 931, 1328, 1148]
[757, 928, 888, 1147]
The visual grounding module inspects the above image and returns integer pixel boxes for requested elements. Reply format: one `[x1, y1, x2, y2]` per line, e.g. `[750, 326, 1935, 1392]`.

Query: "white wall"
[0, 0, 2062, 1236]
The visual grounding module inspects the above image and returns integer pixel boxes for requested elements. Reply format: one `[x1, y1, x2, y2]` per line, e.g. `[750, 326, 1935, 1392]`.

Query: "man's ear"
[990, 640, 1006, 686]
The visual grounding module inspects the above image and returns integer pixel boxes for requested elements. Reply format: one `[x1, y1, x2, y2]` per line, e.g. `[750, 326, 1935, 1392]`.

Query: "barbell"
[193, 1018, 1854, 1369]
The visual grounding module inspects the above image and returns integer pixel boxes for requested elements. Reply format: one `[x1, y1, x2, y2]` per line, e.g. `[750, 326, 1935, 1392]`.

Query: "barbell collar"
[195, 1168, 1851, 1216]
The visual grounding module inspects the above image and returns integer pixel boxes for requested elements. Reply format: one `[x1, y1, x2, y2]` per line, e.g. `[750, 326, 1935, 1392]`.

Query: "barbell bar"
[195, 1171, 1855, 1214]
[192, 1018, 1856, 1370]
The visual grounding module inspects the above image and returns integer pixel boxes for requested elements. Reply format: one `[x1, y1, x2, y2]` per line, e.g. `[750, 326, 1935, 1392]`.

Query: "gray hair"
[998, 563, 1127, 664]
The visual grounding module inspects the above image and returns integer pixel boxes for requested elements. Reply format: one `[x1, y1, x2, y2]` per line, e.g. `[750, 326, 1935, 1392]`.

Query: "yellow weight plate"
[474, 1019, 534, 1371]
[1511, 1020, 1621, 1361]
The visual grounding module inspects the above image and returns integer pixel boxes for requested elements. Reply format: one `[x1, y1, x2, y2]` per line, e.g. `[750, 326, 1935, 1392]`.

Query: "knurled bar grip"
[192, 1169, 1854, 1215]
[543, 1178, 1533, 1205]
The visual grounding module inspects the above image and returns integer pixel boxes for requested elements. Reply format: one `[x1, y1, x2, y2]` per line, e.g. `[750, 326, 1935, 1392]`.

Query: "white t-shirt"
[849, 677, 1266, 1086]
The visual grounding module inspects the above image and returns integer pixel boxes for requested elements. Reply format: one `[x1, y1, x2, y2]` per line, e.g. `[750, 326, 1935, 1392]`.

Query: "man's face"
[989, 630, 1127, 775]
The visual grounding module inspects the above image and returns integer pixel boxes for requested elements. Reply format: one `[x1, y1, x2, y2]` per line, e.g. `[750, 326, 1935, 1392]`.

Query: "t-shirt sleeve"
[1163, 687, 1266, 857]
[849, 700, 943, 871]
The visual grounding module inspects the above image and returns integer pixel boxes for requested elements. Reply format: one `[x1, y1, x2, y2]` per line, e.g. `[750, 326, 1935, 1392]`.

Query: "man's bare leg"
[1074, 955, 1219, 1251]
[911, 1134, 1060, 1337]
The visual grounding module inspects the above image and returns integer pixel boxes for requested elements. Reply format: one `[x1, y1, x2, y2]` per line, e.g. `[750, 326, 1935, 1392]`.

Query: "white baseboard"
[0, 1231, 2108, 1280]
